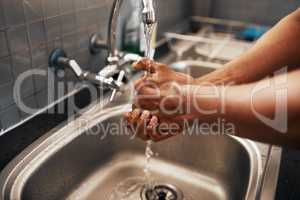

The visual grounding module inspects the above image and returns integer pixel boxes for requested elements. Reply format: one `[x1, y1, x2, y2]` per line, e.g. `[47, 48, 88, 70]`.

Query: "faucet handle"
[49, 48, 84, 77]
[48, 48, 121, 91]
[109, 70, 125, 102]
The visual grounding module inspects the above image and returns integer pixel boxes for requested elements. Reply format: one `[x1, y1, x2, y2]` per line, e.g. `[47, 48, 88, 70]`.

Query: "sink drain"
[140, 184, 183, 200]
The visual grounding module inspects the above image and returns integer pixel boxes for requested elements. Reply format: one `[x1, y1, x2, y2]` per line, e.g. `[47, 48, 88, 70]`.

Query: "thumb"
[133, 58, 157, 73]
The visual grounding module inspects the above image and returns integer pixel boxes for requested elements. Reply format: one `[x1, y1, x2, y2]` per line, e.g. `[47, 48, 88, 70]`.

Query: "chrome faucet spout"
[107, 0, 156, 64]
[90, 0, 156, 101]
[107, 0, 124, 63]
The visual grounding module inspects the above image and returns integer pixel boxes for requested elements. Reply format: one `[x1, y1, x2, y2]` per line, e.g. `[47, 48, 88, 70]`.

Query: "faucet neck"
[107, 0, 124, 60]
[107, 0, 156, 64]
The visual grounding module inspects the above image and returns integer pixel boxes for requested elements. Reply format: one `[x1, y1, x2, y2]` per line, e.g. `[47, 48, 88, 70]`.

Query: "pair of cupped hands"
[124, 58, 199, 142]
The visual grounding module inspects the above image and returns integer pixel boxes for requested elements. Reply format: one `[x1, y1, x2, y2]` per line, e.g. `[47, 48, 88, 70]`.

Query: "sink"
[1, 47, 282, 200]
[0, 100, 262, 200]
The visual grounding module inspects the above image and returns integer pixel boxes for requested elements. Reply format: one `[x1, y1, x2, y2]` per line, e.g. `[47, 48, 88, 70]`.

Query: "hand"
[124, 58, 198, 142]
[134, 58, 195, 85]
[124, 109, 186, 142]
[133, 58, 195, 115]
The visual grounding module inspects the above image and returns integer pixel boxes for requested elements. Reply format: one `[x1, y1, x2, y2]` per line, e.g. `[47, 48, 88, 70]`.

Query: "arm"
[196, 8, 300, 85]
[190, 69, 300, 147]
[126, 61, 300, 147]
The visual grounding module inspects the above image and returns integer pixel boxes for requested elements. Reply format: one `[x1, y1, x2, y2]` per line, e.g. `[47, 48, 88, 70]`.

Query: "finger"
[142, 71, 171, 84]
[134, 76, 147, 90]
[137, 110, 151, 127]
[124, 112, 131, 122]
[147, 115, 158, 130]
[124, 112, 136, 135]
[151, 118, 182, 142]
[136, 86, 159, 96]
[133, 58, 156, 73]
[134, 98, 159, 111]
[134, 87, 160, 111]
[134, 78, 157, 91]
[146, 116, 159, 141]
[136, 110, 151, 141]
[128, 109, 142, 125]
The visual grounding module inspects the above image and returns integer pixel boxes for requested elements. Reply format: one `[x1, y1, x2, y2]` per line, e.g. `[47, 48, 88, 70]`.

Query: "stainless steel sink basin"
[0, 100, 262, 200]
[0, 53, 281, 200]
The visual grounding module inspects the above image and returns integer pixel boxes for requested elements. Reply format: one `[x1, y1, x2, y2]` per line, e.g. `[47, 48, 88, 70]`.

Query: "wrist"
[180, 84, 225, 120]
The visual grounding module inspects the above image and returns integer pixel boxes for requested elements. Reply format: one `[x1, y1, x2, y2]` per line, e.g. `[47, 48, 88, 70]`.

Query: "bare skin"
[125, 9, 300, 148]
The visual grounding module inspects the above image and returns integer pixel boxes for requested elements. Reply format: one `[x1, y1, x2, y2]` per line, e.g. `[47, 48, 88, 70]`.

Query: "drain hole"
[141, 184, 183, 200]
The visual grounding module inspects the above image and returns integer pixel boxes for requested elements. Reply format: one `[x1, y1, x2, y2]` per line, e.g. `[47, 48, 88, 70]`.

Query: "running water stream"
[109, 4, 158, 200]
[144, 23, 157, 60]
[143, 19, 157, 191]
[144, 141, 154, 190]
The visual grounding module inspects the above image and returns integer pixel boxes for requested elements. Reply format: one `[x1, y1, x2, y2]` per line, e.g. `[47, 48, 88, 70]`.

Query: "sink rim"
[0, 104, 131, 200]
[0, 102, 262, 200]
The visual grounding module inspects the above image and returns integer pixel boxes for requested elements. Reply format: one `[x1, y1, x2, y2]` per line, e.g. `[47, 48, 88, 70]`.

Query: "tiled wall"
[155, 0, 191, 36]
[191, 0, 211, 17]
[0, 0, 190, 132]
[1, 0, 298, 132]
[209, 0, 300, 25]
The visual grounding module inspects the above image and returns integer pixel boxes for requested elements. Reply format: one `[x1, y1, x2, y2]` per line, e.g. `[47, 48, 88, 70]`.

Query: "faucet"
[48, 48, 121, 90]
[105, 0, 157, 65]
[49, 0, 157, 101]
[90, 0, 157, 100]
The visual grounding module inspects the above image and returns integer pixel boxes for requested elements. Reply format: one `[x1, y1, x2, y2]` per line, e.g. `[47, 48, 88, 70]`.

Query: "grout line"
[3, 31, 17, 99]
[0, 115, 3, 130]
[0, 4, 106, 32]
[58, 0, 63, 49]
[21, 0, 37, 99]
[1, 23, 91, 58]
[34, 0, 49, 109]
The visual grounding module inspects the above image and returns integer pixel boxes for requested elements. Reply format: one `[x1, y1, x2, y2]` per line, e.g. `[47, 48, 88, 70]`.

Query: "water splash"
[110, 1, 158, 199]
[109, 177, 146, 200]
[109, 141, 156, 200]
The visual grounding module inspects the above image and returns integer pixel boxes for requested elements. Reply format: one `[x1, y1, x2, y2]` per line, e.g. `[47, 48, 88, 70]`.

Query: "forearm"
[190, 69, 300, 148]
[195, 8, 300, 85]
[224, 79, 299, 147]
